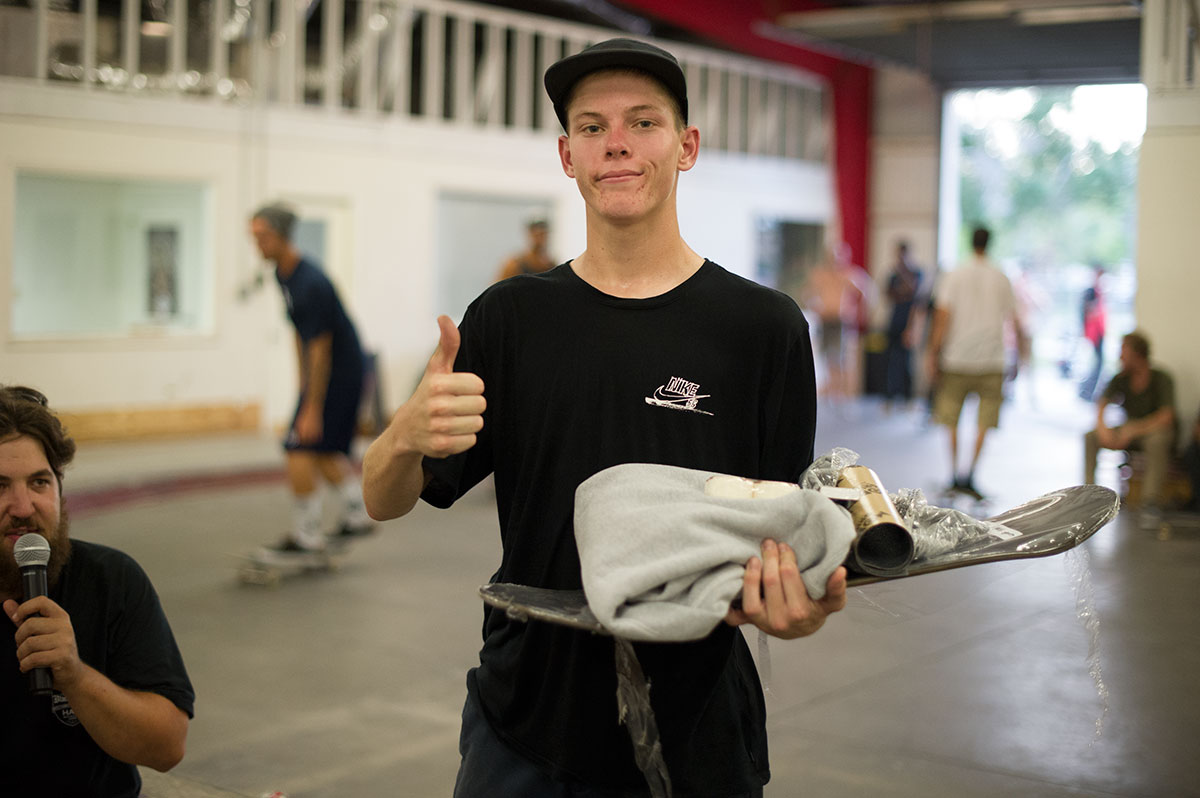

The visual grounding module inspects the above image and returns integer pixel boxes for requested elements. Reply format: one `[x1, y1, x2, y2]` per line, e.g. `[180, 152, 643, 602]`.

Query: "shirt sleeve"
[295, 277, 341, 343]
[758, 298, 817, 482]
[1157, 371, 1176, 414]
[106, 555, 195, 718]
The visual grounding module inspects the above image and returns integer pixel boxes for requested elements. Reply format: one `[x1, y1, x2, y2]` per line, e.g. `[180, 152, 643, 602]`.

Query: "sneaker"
[954, 477, 986, 502]
[266, 535, 325, 554]
[330, 521, 376, 540]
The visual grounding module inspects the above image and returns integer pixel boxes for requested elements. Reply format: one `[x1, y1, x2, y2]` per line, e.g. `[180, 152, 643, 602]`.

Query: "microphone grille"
[14, 533, 51, 568]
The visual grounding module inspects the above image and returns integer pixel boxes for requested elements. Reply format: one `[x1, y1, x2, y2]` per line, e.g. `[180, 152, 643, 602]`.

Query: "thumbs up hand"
[399, 315, 486, 458]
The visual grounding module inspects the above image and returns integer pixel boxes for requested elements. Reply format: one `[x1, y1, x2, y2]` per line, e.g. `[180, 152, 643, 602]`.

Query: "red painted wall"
[613, 0, 874, 271]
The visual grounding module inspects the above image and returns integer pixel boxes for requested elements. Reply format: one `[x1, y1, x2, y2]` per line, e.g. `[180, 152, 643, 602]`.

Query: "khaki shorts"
[934, 371, 1006, 429]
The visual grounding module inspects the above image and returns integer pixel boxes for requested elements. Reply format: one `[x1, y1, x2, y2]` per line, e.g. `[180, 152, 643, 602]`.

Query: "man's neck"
[572, 212, 701, 299]
[274, 247, 301, 279]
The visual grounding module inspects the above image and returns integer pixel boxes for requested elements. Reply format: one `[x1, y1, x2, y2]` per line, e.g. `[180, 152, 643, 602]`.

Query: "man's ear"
[677, 126, 700, 172]
[558, 135, 576, 178]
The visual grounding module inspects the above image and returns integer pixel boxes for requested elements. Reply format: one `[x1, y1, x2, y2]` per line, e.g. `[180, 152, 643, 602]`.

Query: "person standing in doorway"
[250, 203, 374, 552]
[926, 226, 1025, 499]
[495, 219, 555, 282]
[1079, 264, 1107, 401]
[801, 242, 870, 407]
[883, 239, 924, 412]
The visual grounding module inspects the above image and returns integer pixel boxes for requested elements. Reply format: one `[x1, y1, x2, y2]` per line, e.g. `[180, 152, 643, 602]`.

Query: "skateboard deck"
[479, 484, 1120, 633]
[849, 483, 1117, 585]
[236, 542, 350, 586]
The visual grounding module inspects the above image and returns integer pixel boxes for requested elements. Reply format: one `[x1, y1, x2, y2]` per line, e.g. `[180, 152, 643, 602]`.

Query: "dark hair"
[971, 226, 991, 252]
[0, 385, 77, 485]
[252, 202, 298, 241]
[1123, 330, 1151, 360]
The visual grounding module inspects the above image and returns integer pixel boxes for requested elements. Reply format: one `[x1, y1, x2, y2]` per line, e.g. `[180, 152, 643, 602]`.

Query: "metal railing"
[0, 0, 829, 160]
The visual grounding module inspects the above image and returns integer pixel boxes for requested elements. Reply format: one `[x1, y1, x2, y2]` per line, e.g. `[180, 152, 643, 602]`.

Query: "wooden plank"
[60, 403, 262, 442]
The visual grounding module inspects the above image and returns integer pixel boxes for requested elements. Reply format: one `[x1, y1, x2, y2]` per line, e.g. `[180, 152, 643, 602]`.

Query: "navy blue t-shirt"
[276, 257, 364, 395]
[2, 539, 194, 798]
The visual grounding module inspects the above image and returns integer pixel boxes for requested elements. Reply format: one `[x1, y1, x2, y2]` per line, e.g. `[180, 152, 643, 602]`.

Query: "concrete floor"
[62, 371, 1198, 798]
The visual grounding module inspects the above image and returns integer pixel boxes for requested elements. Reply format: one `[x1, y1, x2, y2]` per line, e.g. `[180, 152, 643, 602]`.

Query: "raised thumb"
[427, 315, 461, 375]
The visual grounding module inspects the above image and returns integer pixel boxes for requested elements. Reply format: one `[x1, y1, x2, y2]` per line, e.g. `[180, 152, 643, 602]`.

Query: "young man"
[926, 226, 1025, 499]
[494, 218, 555, 281]
[363, 38, 846, 796]
[250, 204, 374, 551]
[1084, 331, 1177, 515]
[1, 385, 194, 797]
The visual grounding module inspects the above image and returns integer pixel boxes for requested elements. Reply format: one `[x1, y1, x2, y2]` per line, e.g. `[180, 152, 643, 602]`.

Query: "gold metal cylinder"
[837, 465, 915, 575]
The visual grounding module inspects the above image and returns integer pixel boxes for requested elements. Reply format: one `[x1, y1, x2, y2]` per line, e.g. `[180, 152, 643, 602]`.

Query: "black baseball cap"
[544, 38, 688, 131]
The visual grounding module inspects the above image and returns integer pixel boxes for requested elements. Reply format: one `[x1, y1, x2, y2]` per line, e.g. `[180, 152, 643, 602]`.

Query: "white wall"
[1133, 92, 1200, 423]
[1135, 0, 1200, 425]
[868, 66, 941, 333]
[0, 79, 834, 429]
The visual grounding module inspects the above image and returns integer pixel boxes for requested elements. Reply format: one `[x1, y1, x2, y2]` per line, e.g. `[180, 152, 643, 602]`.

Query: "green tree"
[958, 86, 1139, 271]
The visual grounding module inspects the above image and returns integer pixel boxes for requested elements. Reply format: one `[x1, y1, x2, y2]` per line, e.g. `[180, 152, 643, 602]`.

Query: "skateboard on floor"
[478, 484, 1120, 633]
[236, 540, 350, 587]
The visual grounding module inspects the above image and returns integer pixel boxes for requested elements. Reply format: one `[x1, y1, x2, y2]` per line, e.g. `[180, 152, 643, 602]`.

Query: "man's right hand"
[5, 596, 83, 688]
[396, 315, 486, 459]
[363, 315, 485, 520]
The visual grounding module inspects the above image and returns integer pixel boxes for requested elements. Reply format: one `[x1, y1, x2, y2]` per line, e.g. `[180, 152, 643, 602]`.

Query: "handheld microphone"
[14, 533, 54, 696]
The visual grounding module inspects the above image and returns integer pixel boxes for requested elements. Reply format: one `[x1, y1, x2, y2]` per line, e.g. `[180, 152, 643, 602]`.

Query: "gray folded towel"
[574, 463, 855, 642]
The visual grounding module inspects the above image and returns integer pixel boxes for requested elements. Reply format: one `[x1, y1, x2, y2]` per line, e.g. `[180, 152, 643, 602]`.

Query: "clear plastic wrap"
[803, 448, 1021, 566]
[890, 486, 1021, 562]
[800, 447, 861, 490]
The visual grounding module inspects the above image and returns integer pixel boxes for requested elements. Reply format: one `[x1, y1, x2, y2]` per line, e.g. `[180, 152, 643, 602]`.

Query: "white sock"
[338, 475, 372, 528]
[292, 492, 325, 548]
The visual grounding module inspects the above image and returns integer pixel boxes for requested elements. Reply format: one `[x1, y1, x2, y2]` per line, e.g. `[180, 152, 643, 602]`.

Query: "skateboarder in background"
[250, 203, 374, 552]
[1, 384, 194, 796]
[926, 225, 1026, 500]
[363, 38, 846, 797]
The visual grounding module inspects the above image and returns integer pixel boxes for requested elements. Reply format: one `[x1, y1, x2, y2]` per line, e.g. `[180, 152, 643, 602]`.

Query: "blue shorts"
[283, 374, 363, 455]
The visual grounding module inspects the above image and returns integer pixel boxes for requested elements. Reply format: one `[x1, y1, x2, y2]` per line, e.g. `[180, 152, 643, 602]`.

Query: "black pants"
[453, 677, 764, 798]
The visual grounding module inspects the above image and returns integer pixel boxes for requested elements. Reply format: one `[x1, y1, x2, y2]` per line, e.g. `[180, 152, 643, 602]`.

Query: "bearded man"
[1, 384, 194, 798]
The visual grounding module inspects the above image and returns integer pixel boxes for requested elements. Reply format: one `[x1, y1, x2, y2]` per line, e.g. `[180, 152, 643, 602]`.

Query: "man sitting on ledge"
[1084, 330, 1177, 520]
